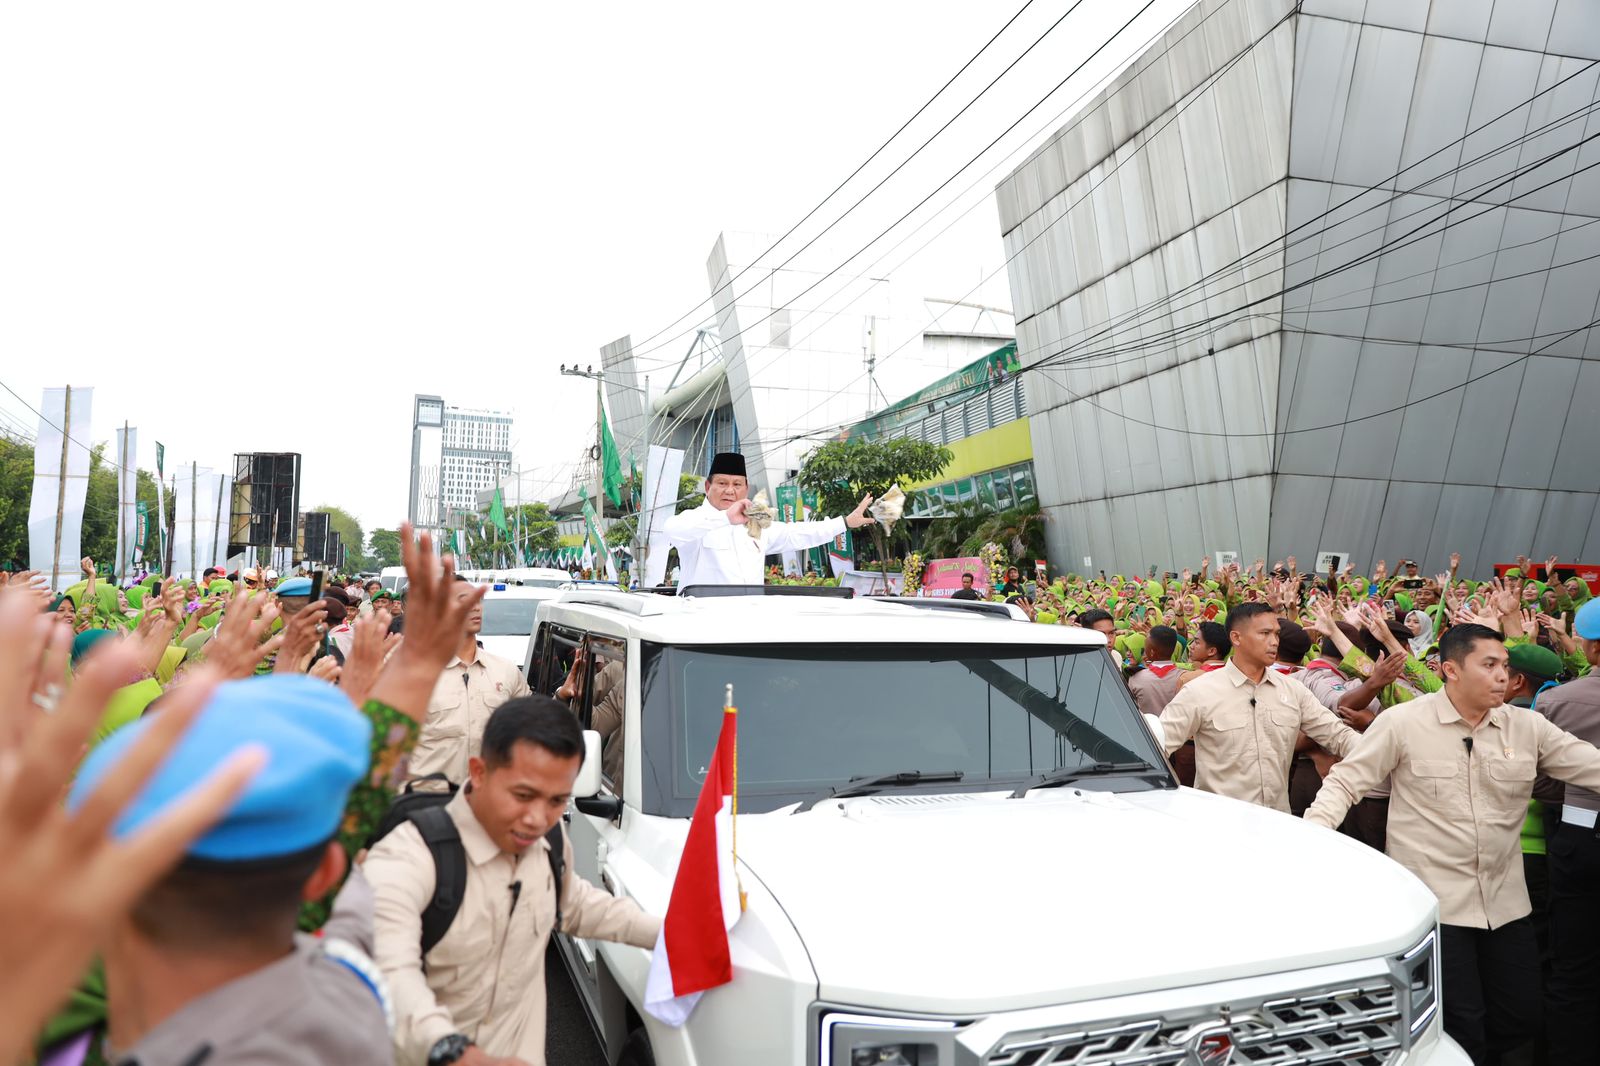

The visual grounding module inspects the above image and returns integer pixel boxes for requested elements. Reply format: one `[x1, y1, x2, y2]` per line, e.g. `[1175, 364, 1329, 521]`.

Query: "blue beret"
[68, 674, 371, 862]
[274, 576, 313, 596]
[1577, 599, 1600, 641]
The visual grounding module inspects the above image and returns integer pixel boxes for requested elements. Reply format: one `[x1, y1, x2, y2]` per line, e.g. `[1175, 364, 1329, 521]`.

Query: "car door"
[566, 633, 629, 985]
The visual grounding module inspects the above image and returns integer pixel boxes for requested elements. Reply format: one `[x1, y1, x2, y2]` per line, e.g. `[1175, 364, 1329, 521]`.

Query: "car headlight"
[817, 1011, 961, 1066]
[1389, 928, 1438, 1042]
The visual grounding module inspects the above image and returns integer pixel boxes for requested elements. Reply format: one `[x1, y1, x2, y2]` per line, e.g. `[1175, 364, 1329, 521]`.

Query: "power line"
[623, 0, 1044, 366]
[627, 0, 1164, 371]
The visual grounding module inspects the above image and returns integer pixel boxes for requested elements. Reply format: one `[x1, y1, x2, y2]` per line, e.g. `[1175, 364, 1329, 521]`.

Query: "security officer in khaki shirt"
[367, 696, 659, 1066]
[410, 579, 531, 784]
[1159, 603, 1360, 812]
[1306, 623, 1600, 1065]
[1536, 598, 1600, 1063]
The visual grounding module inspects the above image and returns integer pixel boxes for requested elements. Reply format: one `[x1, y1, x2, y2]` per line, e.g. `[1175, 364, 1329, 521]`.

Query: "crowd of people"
[1, 526, 654, 1066]
[1003, 551, 1595, 1066]
[7, 497, 1600, 1066]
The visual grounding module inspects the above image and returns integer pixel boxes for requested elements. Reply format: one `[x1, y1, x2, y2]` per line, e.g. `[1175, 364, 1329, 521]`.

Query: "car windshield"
[639, 642, 1170, 815]
[479, 599, 540, 636]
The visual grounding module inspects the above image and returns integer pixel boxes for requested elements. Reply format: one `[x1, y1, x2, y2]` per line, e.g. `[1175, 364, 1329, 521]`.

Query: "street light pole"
[560, 362, 606, 542]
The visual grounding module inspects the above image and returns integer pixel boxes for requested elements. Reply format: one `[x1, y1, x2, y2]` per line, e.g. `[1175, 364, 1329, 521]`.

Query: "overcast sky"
[0, 0, 1190, 535]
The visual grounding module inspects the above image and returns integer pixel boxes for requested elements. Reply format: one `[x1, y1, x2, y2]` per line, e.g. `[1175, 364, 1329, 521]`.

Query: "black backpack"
[367, 773, 565, 955]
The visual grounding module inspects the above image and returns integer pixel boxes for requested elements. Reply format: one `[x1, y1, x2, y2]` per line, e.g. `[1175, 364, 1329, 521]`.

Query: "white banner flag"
[113, 426, 139, 583]
[28, 386, 95, 593]
[172, 463, 230, 579]
[642, 445, 686, 588]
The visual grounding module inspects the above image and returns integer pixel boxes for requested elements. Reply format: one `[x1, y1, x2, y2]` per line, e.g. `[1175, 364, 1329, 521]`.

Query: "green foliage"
[676, 473, 704, 514]
[368, 528, 402, 569]
[799, 437, 952, 581]
[0, 432, 35, 568]
[797, 438, 953, 519]
[462, 502, 560, 567]
[922, 499, 1047, 562]
[313, 504, 368, 572]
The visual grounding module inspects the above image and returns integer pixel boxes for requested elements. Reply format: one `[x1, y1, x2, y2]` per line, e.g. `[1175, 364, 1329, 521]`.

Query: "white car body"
[530, 590, 1468, 1066]
[475, 584, 569, 671]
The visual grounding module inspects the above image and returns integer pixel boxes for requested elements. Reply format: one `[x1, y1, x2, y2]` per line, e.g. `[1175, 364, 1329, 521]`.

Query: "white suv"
[526, 589, 1469, 1066]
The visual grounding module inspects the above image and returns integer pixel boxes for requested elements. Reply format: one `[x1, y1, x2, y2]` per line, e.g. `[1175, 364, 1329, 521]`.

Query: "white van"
[530, 589, 1468, 1066]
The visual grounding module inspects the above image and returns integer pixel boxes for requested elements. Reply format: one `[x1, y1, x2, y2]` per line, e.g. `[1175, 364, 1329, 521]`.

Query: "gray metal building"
[999, 0, 1600, 576]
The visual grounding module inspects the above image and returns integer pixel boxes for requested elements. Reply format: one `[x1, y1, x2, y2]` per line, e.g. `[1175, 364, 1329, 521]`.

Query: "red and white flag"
[644, 688, 744, 1026]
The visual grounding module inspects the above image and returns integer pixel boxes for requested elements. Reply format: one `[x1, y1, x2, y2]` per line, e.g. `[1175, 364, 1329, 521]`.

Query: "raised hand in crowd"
[365, 523, 485, 723]
[0, 589, 262, 1066]
[338, 609, 400, 708]
[202, 590, 283, 681]
[272, 599, 330, 675]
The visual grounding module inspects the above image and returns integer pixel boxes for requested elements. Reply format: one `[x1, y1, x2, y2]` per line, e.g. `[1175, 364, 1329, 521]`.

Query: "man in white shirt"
[662, 452, 876, 587]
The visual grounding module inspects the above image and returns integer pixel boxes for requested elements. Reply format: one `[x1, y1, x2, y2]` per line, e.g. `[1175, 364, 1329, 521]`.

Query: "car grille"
[983, 979, 1402, 1065]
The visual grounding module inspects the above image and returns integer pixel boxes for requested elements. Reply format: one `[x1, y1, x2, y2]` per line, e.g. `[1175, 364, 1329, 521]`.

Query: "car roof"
[480, 585, 567, 599]
[538, 591, 1107, 647]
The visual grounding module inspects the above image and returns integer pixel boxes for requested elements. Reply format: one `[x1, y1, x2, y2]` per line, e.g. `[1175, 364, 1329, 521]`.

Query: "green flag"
[489, 487, 509, 536]
[629, 453, 640, 505]
[601, 405, 624, 507]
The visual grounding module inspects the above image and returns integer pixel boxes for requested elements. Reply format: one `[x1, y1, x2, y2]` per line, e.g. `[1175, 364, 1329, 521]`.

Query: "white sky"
[0, 0, 1191, 534]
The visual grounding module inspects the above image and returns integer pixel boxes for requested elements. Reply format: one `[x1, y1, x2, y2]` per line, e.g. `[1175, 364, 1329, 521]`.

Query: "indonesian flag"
[644, 693, 743, 1026]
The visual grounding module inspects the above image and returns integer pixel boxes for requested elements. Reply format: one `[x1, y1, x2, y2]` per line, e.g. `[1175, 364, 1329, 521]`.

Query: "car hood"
[733, 786, 1436, 1013]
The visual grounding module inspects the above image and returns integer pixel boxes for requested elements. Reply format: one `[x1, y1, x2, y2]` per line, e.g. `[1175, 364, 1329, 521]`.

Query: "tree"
[313, 505, 368, 573]
[675, 474, 704, 514]
[0, 431, 35, 569]
[511, 503, 559, 557]
[799, 438, 952, 582]
[368, 528, 402, 570]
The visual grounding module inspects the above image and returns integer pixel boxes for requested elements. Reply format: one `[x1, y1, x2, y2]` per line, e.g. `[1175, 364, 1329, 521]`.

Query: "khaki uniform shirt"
[1538, 674, 1600, 811]
[1160, 659, 1360, 812]
[1126, 663, 1183, 716]
[113, 870, 390, 1065]
[1306, 688, 1600, 928]
[409, 649, 531, 784]
[366, 791, 659, 1066]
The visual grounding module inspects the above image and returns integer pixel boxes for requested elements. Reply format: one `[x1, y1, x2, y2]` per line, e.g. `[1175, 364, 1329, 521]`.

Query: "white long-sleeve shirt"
[661, 499, 846, 586]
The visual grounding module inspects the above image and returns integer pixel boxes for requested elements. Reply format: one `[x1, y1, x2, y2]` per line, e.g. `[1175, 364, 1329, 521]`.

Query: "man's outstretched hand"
[844, 495, 876, 530]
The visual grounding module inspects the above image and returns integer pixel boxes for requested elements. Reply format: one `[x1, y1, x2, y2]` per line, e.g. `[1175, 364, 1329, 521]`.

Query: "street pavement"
[545, 942, 610, 1066]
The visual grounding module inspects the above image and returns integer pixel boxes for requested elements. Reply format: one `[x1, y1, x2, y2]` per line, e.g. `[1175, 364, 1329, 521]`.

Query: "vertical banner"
[800, 489, 824, 574]
[134, 501, 149, 565]
[154, 441, 168, 576]
[172, 463, 227, 579]
[642, 445, 686, 588]
[828, 529, 854, 577]
[114, 425, 139, 583]
[580, 491, 615, 582]
[774, 485, 801, 577]
[28, 386, 95, 592]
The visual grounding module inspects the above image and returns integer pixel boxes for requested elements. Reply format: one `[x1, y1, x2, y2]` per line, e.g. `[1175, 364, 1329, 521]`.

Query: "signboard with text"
[922, 556, 988, 597]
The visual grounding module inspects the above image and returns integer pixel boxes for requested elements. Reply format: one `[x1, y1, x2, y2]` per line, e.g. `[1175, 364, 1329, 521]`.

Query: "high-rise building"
[408, 394, 513, 531]
[439, 407, 513, 521]
[999, 0, 1600, 575]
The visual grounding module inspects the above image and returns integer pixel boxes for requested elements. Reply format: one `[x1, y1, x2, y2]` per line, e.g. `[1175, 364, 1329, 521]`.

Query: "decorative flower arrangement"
[901, 552, 924, 596]
[979, 542, 1007, 593]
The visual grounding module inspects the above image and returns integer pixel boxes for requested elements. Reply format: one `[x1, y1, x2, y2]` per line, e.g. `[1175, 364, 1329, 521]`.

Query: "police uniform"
[661, 452, 846, 587]
[68, 675, 392, 1066]
[1538, 600, 1600, 1063]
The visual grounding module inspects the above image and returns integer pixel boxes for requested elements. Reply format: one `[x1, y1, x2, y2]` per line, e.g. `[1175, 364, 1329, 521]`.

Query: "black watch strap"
[427, 1033, 472, 1066]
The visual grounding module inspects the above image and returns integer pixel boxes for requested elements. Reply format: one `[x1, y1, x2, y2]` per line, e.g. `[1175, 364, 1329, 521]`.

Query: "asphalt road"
[545, 942, 610, 1066]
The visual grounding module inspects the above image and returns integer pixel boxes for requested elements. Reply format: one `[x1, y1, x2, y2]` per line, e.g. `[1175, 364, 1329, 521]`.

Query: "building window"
[1012, 463, 1035, 504]
[993, 469, 1013, 511]
[977, 473, 997, 510]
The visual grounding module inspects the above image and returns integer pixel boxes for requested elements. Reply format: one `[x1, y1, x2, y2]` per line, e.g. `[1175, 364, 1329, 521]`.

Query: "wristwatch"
[427, 1033, 473, 1066]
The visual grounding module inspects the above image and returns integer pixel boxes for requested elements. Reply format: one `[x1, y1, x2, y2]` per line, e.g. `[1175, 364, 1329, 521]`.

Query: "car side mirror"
[574, 729, 603, 799]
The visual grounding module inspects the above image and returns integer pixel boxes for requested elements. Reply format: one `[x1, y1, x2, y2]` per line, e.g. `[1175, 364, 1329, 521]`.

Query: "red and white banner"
[644, 699, 743, 1026]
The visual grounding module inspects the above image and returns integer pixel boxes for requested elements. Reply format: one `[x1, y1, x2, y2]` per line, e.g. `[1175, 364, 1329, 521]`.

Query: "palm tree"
[921, 503, 989, 560]
[966, 501, 1047, 561]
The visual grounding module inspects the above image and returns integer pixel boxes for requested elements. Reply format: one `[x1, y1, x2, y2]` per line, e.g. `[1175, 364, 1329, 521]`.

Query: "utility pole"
[189, 461, 198, 582]
[560, 361, 605, 516]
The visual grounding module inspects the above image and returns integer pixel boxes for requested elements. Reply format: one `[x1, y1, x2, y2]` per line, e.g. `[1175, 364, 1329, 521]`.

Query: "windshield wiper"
[1009, 761, 1157, 799]
[793, 770, 964, 814]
